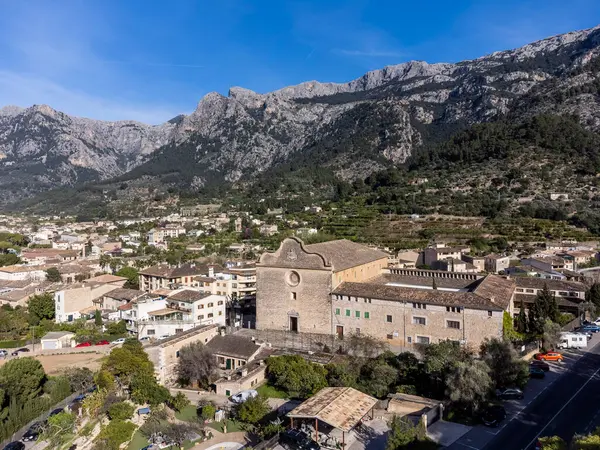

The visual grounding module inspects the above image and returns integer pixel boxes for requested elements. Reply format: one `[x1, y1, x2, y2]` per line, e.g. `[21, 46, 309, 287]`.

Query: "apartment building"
[147, 225, 186, 245]
[121, 288, 226, 338]
[139, 263, 205, 291]
[423, 244, 470, 268]
[0, 265, 47, 281]
[55, 277, 127, 322]
[514, 277, 586, 314]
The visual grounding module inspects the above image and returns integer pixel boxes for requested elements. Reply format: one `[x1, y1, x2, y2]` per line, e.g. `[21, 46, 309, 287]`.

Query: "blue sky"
[0, 0, 598, 124]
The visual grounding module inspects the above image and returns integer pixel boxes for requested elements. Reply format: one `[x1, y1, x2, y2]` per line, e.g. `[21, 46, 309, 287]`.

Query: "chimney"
[241, 368, 248, 377]
[208, 266, 214, 277]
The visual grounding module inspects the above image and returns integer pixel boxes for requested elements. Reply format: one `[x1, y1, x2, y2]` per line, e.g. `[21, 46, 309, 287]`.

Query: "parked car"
[529, 367, 545, 379]
[481, 404, 506, 427]
[230, 389, 258, 404]
[75, 341, 92, 348]
[535, 351, 564, 362]
[580, 324, 600, 333]
[95, 340, 110, 345]
[0, 350, 8, 357]
[22, 422, 43, 442]
[139, 336, 151, 342]
[280, 429, 320, 450]
[3, 442, 24, 450]
[530, 360, 550, 372]
[49, 407, 64, 417]
[111, 338, 126, 345]
[158, 335, 171, 340]
[496, 388, 524, 400]
[11, 348, 29, 356]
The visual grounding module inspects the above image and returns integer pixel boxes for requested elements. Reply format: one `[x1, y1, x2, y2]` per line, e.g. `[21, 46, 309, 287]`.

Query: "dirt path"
[0, 352, 105, 374]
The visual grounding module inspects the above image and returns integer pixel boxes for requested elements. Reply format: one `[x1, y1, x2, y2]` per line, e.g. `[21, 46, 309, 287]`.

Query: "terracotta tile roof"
[287, 387, 378, 432]
[372, 273, 479, 290]
[515, 293, 580, 308]
[167, 289, 212, 303]
[304, 240, 388, 272]
[471, 275, 515, 310]
[139, 263, 207, 278]
[103, 288, 145, 301]
[332, 282, 503, 311]
[88, 274, 127, 283]
[206, 335, 262, 360]
[515, 277, 586, 293]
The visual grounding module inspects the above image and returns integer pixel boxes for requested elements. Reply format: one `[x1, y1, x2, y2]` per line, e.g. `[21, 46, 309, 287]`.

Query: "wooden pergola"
[287, 387, 378, 447]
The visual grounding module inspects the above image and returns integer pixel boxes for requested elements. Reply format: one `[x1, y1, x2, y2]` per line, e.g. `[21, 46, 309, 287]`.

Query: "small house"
[41, 331, 75, 350]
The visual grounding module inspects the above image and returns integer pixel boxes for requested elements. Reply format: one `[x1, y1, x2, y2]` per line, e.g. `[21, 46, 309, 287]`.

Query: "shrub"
[107, 402, 135, 421]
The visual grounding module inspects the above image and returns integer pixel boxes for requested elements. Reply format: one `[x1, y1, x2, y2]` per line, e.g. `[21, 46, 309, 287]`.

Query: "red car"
[75, 342, 92, 348]
[534, 351, 564, 362]
[95, 340, 110, 346]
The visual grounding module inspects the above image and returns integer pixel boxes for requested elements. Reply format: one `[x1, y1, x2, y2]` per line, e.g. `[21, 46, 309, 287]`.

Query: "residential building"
[259, 224, 278, 236]
[423, 245, 470, 267]
[146, 324, 219, 384]
[256, 238, 389, 334]
[139, 263, 205, 292]
[206, 334, 263, 370]
[330, 272, 513, 347]
[0, 265, 47, 281]
[20, 249, 79, 264]
[123, 288, 226, 338]
[514, 277, 586, 314]
[560, 251, 597, 268]
[435, 258, 478, 273]
[461, 255, 486, 272]
[484, 254, 510, 274]
[96, 288, 146, 310]
[55, 278, 126, 323]
[522, 256, 574, 272]
[214, 361, 267, 397]
[147, 225, 186, 245]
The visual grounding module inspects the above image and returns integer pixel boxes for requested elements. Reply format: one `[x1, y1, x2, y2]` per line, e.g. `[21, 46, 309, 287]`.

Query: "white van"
[230, 389, 258, 404]
[558, 332, 587, 349]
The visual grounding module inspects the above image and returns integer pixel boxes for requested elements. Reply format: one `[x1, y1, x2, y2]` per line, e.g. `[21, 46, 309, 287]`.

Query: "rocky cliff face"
[2, 25, 600, 202]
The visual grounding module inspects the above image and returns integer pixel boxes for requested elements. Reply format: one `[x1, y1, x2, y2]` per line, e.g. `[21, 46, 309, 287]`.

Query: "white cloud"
[0, 70, 181, 124]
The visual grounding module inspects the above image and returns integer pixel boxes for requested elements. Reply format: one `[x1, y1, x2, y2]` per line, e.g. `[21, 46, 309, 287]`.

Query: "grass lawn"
[127, 430, 149, 450]
[175, 405, 199, 422]
[257, 383, 289, 399]
[207, 419, 244, 433]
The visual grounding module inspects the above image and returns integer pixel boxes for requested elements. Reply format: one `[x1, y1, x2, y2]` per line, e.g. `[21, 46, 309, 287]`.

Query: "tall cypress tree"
[516, 301, 528, 334]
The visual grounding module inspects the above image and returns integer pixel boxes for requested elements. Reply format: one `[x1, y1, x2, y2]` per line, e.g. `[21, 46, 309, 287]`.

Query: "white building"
[0, 265, 47, 281]
[147, 225, 186, 245]
[121, 288, 226, 339]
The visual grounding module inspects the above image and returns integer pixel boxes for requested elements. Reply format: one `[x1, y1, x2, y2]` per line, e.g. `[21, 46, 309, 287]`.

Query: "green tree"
[95, 370, 116, 391]
[115, 266, 139, 290]
[106, 320, 127, 335]
[516, 301, 528, 334]
[528, 301, 545, 336]
[175, 342, 217, 388]
[107, 401, 135, 421]
[0, 357, 46, 401]
[201, 403, 216, 421]
[537, 436, 567, 450]
[480, 338, 528, 389]
[503, 311, 523, 341]
[42, 411, 75, 447]
[99, 254, 112, 271]
[266, 355, 327, 399]
[64, 367, 95, 393]
[27, 293, 55, 325]
[95, 419, 136, 450]
[358, 359, 398, 398]
[386, 415, 418, 450]
[421, 340, 473, 399]
[236, 394, 270, 424]
[445, 360, 492, 413]
[169, 392, 190, 412]
[45, 267, 62, 283]
[130, 373, 170, 406]
[542, 319, 563, 351]
[586, 283, 600, 311]
[94, 309, 103, 326]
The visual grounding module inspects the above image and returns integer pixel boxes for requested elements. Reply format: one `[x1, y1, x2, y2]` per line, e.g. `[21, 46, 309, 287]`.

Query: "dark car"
[529, 367, 545, 379]
[3, 442, 24, 450]
[481, 404, 506, 427]
[10, 348, 29, 356]
[580, 324, 600, 333]
[496, 388, 524, 400]
[530, 360, 550, 372]
[49, 407, 64, 417]
[280, 429, 320, 450]
[21, 422, 43, 442]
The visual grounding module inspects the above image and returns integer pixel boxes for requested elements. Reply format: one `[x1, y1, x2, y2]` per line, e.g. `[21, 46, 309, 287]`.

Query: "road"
[482, 340, 600, 450]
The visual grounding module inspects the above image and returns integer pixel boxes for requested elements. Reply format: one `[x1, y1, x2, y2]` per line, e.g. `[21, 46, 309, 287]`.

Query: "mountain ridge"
[2, 24, 600, 208]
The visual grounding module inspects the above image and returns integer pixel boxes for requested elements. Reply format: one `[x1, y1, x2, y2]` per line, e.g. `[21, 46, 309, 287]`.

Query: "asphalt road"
[482, 340, 600, 450]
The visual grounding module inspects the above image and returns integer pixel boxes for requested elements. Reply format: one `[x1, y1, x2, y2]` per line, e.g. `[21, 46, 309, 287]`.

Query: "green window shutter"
[355, 310, 360, 318]
[335, 308, 340, 315]
[345, 309, 351, 317]
[364, 312, 370, 319]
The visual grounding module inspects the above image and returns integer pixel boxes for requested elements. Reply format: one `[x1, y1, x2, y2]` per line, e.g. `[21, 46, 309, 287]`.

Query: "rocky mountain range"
[1, 25, 600, 205]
